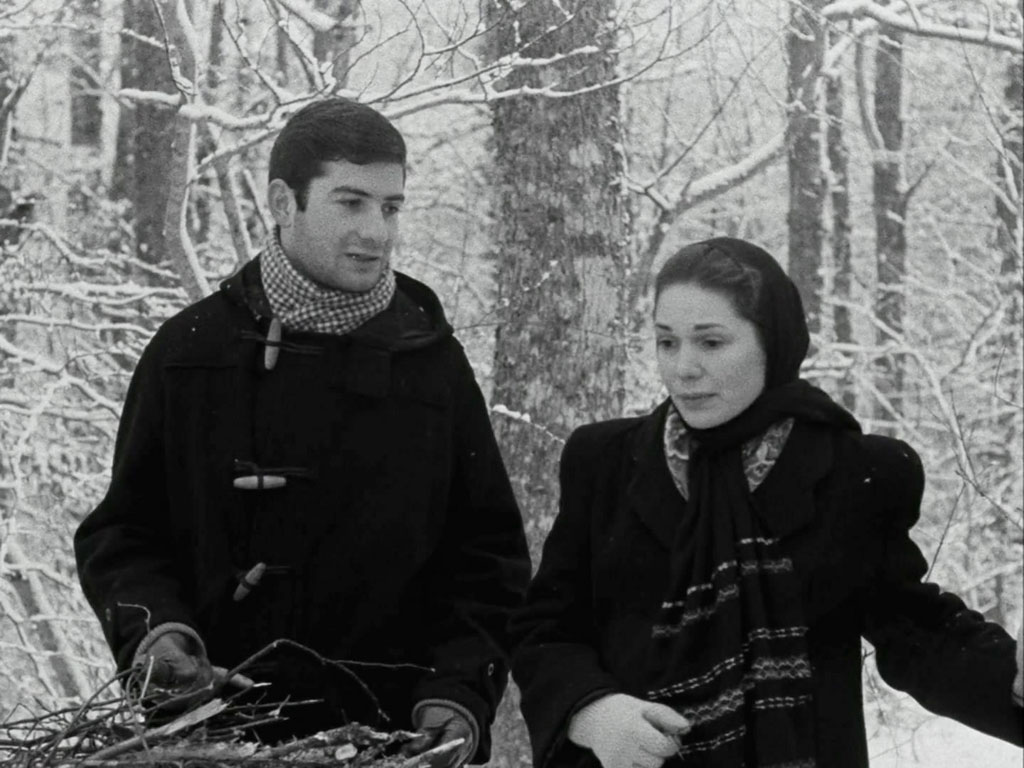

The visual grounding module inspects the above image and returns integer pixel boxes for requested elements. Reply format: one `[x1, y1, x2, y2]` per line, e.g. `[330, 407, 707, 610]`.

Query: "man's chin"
[323, 267, 386, 293]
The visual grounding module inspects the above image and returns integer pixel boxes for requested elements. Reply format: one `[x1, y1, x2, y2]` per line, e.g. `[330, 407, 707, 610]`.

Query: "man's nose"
[358, 208, 390, 244]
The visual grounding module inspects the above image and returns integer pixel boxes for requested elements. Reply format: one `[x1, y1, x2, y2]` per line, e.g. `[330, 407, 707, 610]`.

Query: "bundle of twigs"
[0, 641, 460, 768]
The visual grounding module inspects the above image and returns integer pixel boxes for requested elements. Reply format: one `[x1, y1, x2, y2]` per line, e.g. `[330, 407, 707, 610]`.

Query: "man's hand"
[136, 631, 215, 712]
[1013, 622, 1023, 707]
[568, 693, 690, 768]
[401, 704, 476, 768]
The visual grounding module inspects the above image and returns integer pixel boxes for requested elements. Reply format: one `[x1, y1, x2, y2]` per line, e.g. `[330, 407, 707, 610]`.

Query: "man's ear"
[268, 179, 297, 228]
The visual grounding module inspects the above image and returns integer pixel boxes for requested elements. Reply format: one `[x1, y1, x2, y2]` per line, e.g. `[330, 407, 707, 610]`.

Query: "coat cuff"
[131, 622, 206, 669]
[412, 698, 480, 757]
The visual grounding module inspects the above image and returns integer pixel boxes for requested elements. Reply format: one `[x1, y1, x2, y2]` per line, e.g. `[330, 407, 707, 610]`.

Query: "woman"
[511, 238, 1022, 768]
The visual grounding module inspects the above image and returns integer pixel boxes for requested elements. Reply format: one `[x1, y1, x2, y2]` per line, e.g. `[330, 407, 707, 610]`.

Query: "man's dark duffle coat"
[75, 260, 530, 757]
[512, 403, 1022, 768]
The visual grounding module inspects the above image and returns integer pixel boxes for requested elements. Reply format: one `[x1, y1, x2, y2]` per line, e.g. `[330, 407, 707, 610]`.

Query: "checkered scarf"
[261, 233, 396, 335]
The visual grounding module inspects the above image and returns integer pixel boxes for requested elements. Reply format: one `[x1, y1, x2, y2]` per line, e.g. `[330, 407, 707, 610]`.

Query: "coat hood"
[219, 257, 453, 352]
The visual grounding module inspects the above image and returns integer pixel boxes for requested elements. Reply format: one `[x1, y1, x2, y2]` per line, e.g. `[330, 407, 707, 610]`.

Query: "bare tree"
[870, 27, 908, 425]
[114, 0, 175, 269]
[483, 0, 632, 761]
[825, 60, 856, 410]
[786, 0, 829, 334]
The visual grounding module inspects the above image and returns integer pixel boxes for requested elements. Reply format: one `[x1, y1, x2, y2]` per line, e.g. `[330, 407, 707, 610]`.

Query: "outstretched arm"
[861, 437, 1022, 745]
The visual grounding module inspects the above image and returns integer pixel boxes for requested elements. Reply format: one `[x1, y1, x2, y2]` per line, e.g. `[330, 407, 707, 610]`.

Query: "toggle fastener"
[233, 474, 287, 490]
[233, 562, 266, 601]
[264, 318, 282, 370]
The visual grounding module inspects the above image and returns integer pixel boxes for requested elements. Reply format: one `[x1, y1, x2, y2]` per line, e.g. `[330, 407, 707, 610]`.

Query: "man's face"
[272, 159, 405, 293]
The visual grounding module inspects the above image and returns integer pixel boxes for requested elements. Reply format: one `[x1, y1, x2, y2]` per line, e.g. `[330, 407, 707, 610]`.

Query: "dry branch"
[0, 641, 433, 768]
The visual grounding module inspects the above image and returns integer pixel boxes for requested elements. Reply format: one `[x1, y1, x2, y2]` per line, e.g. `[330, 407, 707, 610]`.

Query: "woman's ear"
[267, 179, 296, 228]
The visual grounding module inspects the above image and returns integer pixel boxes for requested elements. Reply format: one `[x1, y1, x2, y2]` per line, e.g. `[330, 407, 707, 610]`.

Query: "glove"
[401, 703, 477, 768]
[1013, 622, 1023, 707]
[568, 693, 690, 768]
[134, 630, 214, 712]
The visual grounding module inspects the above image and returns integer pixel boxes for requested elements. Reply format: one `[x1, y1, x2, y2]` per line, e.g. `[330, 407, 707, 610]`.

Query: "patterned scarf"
[662, 409, 794, 502]
[646, 238, 860, 768]
[261, 232, 396, 335]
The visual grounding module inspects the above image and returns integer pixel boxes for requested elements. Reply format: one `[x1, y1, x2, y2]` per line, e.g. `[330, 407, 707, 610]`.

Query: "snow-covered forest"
[0, 0, 1021, 764]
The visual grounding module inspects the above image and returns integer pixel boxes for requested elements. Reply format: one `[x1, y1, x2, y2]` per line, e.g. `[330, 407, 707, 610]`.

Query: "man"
[75, 98, 530, 766]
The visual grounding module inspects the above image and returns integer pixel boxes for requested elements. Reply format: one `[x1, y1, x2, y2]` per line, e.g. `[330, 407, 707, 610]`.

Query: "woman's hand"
[567, 693, 690, 768]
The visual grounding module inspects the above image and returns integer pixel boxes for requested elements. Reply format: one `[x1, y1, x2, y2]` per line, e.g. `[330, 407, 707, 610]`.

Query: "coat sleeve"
[74, 332, 201, 673]
[409, 341, 531, 761]
[510, 425, 624, 768]
[860, 437, 1023, 745]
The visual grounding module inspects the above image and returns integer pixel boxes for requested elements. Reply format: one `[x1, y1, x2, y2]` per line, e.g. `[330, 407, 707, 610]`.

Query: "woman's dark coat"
[512, 402, 1022, 768]
[75, 260, 530, 757]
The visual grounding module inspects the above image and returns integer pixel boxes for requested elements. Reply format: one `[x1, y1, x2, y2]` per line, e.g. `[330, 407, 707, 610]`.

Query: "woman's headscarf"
[646, 237, 859, 767]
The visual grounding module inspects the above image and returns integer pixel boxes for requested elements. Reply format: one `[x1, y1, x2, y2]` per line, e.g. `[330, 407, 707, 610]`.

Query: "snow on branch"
[14, 280, 184, 302]
[270, 0, 338, 33]
[669, 132, 785, 212]
[823, 0, 1023, 53]
[0, 335, 123, 416]
[491, 405, 566, 445]
[116, 88, 180, 107]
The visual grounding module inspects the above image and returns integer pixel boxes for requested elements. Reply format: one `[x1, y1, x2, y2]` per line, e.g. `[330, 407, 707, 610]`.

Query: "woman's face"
[654, 282, 766, 429]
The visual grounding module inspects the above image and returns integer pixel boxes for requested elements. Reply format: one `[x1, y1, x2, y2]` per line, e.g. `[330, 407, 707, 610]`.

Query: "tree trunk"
[826, 68, 856, 410]
[872, 28, 907, 424]
[996, 44, 1022, 326]
[314, 0, 357, 87]
[987, 37, 1023, 624]
[786, 0, 828, 335]
[114, 0, 176, 270]
[160, 0, 208, 302]
[485, 1, 630, 763]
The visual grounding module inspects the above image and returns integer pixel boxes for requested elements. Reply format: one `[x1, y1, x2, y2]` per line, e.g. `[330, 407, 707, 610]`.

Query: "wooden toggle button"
[264, 318, 282, 370]
[233, 474, 287, 490]
[233, 562, 267, 601]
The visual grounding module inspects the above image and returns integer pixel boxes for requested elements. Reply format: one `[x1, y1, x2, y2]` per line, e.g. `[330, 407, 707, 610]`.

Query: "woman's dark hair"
[654, 241, 764, 327]
[268, 98, 406, 210]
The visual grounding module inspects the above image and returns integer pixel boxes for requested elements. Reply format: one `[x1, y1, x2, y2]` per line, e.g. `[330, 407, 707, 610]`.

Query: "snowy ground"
[867, 697, 1021, 767]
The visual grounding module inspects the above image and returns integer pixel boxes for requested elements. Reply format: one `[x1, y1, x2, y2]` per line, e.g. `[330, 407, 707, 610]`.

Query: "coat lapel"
[624, 400, 684, 549]
[622, 405, 837, 547]
[751, 421, 835, 538]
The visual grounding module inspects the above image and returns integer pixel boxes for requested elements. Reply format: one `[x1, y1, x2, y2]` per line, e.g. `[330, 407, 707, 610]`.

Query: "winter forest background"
[0, 0, 1021, 764]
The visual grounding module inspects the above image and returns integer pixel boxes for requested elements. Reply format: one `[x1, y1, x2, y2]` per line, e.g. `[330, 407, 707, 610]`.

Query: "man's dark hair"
[268, 98, 407, 210]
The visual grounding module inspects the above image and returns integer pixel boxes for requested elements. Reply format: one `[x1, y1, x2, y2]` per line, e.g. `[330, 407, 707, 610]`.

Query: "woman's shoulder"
[829, 429, 926, 512]
[837, 430, 923, 477]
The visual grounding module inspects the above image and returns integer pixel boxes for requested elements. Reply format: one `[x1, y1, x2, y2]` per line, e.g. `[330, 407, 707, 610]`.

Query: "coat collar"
[624, 399, 835, 549]
[625, 400, 684, 548]
[219, 257, 453, 352]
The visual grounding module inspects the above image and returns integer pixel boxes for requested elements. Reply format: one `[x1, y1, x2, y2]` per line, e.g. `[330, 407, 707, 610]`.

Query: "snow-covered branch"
[823, 0, 1023, 53]
[271, 0, 338, 32]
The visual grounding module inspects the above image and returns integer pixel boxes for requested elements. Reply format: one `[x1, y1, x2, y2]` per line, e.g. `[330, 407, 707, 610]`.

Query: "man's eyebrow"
[329, 185, 405, 202]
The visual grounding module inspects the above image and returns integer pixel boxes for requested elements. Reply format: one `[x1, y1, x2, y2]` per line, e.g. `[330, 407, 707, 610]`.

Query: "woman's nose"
[674, 351, 702, 379]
